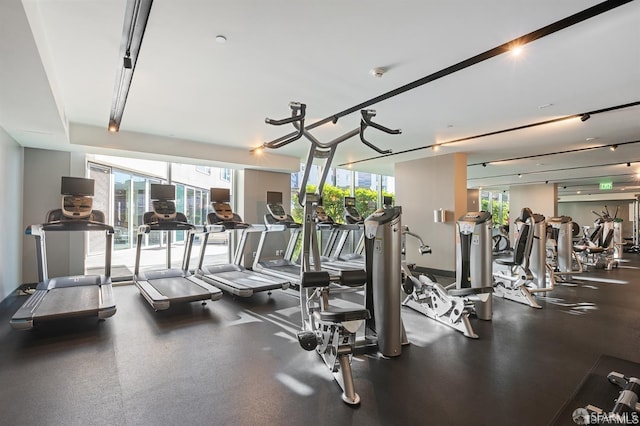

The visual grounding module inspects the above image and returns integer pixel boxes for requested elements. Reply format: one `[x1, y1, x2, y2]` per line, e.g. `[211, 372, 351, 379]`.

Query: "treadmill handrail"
[264, 224, 288, 232]
[205, 224, 226, 234]
[27, 221, 115, 235]
[138, 221, 196, 233]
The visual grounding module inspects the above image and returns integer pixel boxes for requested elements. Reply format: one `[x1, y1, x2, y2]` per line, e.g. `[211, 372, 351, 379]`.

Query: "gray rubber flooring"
[1, 255, 640, 425]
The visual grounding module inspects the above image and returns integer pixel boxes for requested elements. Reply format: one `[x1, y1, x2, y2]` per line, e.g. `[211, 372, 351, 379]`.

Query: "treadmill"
[11, 177, 116, 330]
[196, 188, 289, 297]
[133, 184, 222, 311]
[252, 191, 304, 284]
[310, 203, 364, 272]
[325, 197, 366, 266]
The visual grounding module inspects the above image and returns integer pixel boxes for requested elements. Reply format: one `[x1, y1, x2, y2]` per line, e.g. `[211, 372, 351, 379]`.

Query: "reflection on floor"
[1, 254, 639, 425]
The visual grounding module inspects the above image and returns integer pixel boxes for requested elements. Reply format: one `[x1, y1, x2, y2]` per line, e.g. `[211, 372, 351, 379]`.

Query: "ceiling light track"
[266, 0, 633, 152]
[481, 172, 640, 191]
[338, 101, 640, 167]
[468, 159, 640, 181]
[469, 139, 640, 167]
[108, 0, 153, 132]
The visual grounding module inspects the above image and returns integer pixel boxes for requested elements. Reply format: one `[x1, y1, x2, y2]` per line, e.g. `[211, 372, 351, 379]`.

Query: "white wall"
[509, 183, 557, 240]
[395, 153, 467, 272]
[237, 169, 291, 267]
[559, 200, 632, 237]
[22, 148, 74, 283]
[467, 189, 480, 212]
[0, 127, 24, 300]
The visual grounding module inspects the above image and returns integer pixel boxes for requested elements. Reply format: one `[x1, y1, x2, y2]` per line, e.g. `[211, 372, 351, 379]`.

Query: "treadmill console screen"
[62, 195, 93, 219]
[152, 200, 177, 220]
[150, 184, 175, 201]
[314, 206, 331, 222]
[210, 187, 230, 203]
[268, 203, 287, 221]
[213, 203, 234, 220]
[345, 206, 362, 222]
[383, 195, 393, 207]
[61, 176, 94, 196]
[344, 197, 356, 207]
[266, 191, 283, 204]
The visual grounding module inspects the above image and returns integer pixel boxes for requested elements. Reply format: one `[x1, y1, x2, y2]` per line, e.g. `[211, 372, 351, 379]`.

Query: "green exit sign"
[599, 182, 613, 190]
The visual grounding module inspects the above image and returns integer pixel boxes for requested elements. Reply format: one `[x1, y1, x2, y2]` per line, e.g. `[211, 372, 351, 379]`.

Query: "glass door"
[113, 170, 131, 250]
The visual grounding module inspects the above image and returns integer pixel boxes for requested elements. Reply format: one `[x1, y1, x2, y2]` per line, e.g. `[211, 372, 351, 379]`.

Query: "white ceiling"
[1, 0, 639, 198]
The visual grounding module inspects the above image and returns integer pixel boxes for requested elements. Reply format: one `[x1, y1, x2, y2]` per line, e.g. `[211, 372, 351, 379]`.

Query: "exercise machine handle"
[359, 110, 398, 155]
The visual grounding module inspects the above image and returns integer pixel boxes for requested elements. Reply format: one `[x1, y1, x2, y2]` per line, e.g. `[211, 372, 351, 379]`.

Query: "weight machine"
[259, 102, 401, 405]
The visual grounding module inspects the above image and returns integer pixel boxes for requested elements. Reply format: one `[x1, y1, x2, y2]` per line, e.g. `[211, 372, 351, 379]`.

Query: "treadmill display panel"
[213, 203, 234, 220]
[61, 176, 95, 196]
[211, 188, 230, 203]
[150, 184, 175, 201]
[62, 196, 93, 219]
[152, 200, 177, 220]
[267, 191, 283, 204]
[268, 203, 287, 219]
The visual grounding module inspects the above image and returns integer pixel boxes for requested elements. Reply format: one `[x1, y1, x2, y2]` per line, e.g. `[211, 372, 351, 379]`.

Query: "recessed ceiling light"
[538, 103, 554, 109]
[215, 35, 227, 43]
[511, 45, 523, 56]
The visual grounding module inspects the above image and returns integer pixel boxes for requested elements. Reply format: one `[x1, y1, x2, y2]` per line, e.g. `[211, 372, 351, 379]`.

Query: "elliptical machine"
[260, 102, 401, 405]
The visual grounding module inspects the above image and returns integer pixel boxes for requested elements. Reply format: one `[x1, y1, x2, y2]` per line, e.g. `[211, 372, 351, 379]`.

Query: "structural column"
[395, 153, 467, 273]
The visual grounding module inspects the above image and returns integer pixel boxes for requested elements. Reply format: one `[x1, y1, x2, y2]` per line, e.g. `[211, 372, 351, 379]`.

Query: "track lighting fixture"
[482, 163, 487, 167]
[108, 0, 153, 132]
[610, 145, 618, 151]
[580, 113, 591, 122]
[518, 173, 522, 178]
[432, 144, 440, 152]
[627, 162, 631, 167]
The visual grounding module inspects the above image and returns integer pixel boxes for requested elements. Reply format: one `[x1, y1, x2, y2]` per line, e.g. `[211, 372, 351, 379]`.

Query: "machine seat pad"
[448, 287, 494, 297]
[301, 271, 331, 288]
[319, 307, 370, 323]
[495, 258, 518, 266]
[338, 269, 367, 287]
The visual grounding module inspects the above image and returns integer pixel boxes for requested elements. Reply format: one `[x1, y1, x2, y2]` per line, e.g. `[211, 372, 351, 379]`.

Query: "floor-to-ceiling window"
[289, 164, 396, 256]
[85, 156, 233, 279]
[480, 190, 510, 227]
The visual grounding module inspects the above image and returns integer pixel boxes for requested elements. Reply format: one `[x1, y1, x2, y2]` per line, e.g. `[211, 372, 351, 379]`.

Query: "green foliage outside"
[481, 198, 509, 226]
[291, 184, 394, 224]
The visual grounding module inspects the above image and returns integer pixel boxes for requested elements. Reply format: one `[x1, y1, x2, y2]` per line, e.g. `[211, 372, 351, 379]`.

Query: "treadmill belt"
[211, 271, 285, 291]
[35, 286, 99, 320]
[150, 277, 210, 299]
[266, 264, 301, 277]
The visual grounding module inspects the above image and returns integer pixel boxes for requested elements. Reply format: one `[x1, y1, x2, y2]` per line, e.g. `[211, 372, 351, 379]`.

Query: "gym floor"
[1, 256, 639, 426]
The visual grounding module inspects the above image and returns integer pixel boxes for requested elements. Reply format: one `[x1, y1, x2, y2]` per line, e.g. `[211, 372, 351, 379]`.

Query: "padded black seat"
[339, 269, 367, 287]
[449, 286, 493, 297]
[301, 271, 331, 287]
[319, 308, 370, 323]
